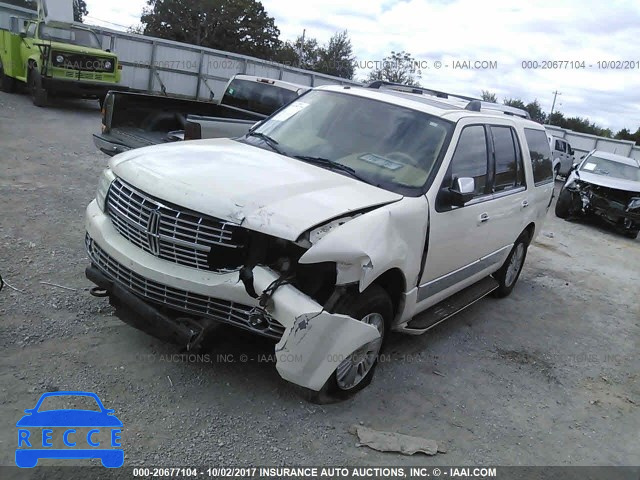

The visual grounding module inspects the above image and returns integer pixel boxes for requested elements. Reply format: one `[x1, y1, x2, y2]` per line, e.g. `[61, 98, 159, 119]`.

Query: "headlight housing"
[96, 168, 116, 212]
[628, 197, 640, 210]
[104, 60, 112, 70]
[55, 55, 64, 64]
[297, 214, 362, 248]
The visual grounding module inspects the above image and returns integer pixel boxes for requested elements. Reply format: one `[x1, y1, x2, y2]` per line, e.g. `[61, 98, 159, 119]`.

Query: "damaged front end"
[565, 180, 640, 236]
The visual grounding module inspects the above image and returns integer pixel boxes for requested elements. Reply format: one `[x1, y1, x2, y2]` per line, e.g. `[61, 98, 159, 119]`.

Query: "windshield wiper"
[246, 131, 286, 155]
[293, 155, 370, 183]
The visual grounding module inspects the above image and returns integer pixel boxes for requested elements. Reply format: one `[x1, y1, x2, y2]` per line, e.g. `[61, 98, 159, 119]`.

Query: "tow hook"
[89, 287, 109, 298]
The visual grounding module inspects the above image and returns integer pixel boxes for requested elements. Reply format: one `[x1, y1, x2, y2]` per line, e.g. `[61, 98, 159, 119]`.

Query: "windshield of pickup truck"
[39, 24, 102, 49]
[581, 156, 640, 182]
[249, 89, 454, 194]
[222, 79, 301, 115]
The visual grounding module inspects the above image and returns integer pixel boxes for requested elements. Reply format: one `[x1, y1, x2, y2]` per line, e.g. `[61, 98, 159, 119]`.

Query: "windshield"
[222, 79, 300, 115]
[37, 395, 101, 412]
[39, 24, 102, 49]
[581, 155, 640, 182]
[249, 90, 454, 194]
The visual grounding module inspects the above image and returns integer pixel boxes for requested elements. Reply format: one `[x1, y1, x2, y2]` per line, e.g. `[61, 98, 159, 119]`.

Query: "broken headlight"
[628, 198, 640, 210]
[96, 168, 116, 212]
[297, 214, 362, 248]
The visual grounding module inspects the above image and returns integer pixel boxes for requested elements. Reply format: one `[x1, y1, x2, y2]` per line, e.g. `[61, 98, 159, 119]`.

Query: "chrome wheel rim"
[505, 244, 525, 287]
[335, 313, 384, 390]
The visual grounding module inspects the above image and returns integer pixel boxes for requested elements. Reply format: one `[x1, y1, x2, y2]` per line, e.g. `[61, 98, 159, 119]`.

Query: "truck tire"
[307, 285, 392, 404]
[0, 61, 16, 93]
[28, 70, 48, 107]
[555, 188, 575, 219]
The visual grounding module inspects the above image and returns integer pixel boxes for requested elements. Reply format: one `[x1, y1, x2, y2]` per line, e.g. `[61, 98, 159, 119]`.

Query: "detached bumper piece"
[85, 235, 285, 341]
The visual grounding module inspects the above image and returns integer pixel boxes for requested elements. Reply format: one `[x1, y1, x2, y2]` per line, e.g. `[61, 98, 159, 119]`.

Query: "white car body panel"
[110, 138, 401, 241]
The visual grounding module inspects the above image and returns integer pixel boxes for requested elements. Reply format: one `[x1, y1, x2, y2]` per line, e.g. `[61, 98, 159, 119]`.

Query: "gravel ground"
[1, 91, 639, 472]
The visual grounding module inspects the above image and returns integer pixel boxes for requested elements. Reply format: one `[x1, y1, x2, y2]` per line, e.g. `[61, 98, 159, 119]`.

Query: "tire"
[28, 69, 48, 107]
[99, 96, 105, 110]
[554, 164, 560, 180]
[307, 285, 393, 404]
[624, 230, 639, 240]
[492, 233, 530, 298]
[555, 188, 574, 219]
[0, 60, 16, 93]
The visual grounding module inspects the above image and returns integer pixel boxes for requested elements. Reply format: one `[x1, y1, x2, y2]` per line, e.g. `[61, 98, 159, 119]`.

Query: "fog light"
[248, 309, 267, 329]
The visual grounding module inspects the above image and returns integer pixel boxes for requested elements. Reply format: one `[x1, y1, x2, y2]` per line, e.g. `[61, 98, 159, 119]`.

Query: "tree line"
[481, 91, 640, 145]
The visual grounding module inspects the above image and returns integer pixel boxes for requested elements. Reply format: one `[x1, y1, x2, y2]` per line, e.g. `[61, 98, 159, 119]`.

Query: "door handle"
[479, 213, 490, 223]
[522, 200, 530, 209]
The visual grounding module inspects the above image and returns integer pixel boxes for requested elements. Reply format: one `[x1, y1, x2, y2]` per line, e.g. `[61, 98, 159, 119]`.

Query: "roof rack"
[366, 81, 531, 120]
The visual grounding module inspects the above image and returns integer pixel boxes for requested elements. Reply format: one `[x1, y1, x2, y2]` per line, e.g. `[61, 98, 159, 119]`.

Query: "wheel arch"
[371, 267, 406, 321]
[523, 222, 536, 245]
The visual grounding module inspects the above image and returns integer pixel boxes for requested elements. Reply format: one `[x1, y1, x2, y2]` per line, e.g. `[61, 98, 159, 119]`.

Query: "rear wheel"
[624, 229, 639, 240]
[28, 69, 48, 107]
[0, 60, 16, 93]
[492, 233, 529, 298]
[308, 285, 392, 404]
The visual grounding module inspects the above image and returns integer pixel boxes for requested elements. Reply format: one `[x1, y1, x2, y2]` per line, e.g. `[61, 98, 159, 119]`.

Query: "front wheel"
[492, 233, 530, 298]
[29, 70, 48, 107]
[555, 188, 576, 219]
[308, 285, 392, 404]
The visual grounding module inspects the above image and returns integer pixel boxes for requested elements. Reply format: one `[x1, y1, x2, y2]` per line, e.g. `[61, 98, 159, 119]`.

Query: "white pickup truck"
[85, 83, 554, 402]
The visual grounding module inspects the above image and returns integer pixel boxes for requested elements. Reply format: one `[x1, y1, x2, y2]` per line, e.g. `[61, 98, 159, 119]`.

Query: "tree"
[615, 128, 633, 141]
[503, 98, 527, 110]
[367, 51, 421, 86]
[317, 31, 355, 79]
[74, 0, 88, 22]
[141, 0, 281, 60]
[274, 35, 321, 70]
[525, 100, 546, 124]
[481, 90, 497, 103]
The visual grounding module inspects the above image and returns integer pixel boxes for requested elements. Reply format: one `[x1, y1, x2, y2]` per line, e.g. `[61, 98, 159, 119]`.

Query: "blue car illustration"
[16, 391, 123, 468]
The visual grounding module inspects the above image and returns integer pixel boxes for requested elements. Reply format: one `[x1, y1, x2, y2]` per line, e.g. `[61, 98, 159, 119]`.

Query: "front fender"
[299, 196, 429, 292]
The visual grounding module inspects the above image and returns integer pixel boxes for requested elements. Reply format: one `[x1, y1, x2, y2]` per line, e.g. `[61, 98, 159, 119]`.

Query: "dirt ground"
[1, 91, 639, 471]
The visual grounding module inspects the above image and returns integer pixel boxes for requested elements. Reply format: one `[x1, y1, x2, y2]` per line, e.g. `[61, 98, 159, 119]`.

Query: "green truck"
[0, 16, 123, 107]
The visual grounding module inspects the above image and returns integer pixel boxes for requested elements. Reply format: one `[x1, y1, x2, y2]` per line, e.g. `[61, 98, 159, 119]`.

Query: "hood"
[577, 171, 640, 193]
[109, 139, 402, 241]
[45, 40, 112, 57]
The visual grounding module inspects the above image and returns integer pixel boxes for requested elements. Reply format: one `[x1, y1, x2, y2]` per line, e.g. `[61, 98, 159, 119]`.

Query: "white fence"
[545, 125, 640, 162]
[0, 1, 360, 100]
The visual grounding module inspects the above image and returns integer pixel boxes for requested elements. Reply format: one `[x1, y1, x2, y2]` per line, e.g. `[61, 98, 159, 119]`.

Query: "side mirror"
[449, 177, 475, 207]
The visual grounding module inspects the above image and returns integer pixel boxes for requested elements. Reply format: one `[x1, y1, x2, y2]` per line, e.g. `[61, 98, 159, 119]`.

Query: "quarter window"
[525, 128, 554, 185]
[447, 125, 489, 197]
[555, 139, 566, 152]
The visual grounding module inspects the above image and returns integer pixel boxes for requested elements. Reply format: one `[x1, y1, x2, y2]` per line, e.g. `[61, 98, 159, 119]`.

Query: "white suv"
[85, 84, 555, 402]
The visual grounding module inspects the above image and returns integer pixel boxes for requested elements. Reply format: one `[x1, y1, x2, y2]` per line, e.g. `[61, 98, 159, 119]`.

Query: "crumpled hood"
[109, 138, 402, 240]
[577, 171, 640, 194]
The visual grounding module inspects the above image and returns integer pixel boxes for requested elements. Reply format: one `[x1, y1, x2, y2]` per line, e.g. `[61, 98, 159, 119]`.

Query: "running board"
[403, 276, 499, 335]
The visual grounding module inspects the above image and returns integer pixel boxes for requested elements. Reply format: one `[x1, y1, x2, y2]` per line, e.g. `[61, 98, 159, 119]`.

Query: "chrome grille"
[106, 178, 242, 272]
[86, 235, 285, 340]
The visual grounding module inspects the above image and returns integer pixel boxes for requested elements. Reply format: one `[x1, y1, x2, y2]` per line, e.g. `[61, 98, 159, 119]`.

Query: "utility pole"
[297, 29, 306, 68]
[548, 90, 561, 123]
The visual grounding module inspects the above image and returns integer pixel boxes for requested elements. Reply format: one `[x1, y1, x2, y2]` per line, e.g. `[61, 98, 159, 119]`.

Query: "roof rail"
[367, 81, 531, 120]
[466, 100, 531, 119]
[366, 81, 477, 102]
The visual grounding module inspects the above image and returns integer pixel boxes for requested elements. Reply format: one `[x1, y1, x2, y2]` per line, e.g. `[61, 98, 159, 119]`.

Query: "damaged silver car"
[85, 83, 554, 402]
[555, 150, 640, 239]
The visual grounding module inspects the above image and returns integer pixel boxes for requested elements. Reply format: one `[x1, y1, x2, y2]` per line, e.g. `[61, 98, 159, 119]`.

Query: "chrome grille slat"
[106, 178, 243, 271]
[86, 235, 285, 340]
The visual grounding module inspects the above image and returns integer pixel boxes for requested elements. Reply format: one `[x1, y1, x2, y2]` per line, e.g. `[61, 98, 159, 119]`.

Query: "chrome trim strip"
[418, 245, 511, 302]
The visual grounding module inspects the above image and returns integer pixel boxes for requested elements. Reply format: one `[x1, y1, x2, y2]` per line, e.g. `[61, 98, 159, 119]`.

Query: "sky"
[83, 0, 640, 133]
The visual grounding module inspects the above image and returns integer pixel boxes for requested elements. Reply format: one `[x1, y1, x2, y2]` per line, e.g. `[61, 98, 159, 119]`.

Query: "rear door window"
[525, 129, 554, 185]
[491, 126, 524, 192]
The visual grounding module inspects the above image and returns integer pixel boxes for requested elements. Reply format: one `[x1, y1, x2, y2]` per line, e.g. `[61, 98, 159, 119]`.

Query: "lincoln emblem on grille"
[146, 209, 162, 256]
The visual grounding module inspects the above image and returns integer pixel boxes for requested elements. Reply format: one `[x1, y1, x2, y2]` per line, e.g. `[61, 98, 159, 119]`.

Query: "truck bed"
[95, 91, 265, 156]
